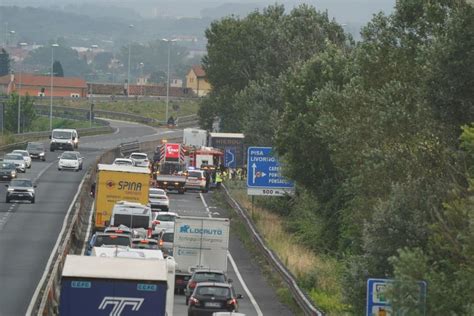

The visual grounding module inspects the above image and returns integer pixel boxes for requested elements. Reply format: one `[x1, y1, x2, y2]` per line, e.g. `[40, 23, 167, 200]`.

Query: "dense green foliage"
[3, 93, 36, 133]
[200, 1, 474, 314]
[52, 61, 64, 77]
[0, 48, 10, 76]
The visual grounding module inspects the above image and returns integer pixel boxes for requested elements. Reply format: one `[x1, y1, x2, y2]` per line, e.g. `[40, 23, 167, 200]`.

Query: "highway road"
[0, 120, 174, 316]
[0, 120, 294, 315]
[168, 191, 294, 315]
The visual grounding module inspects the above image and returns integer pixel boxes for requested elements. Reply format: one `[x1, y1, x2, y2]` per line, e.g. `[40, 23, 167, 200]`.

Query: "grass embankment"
[223, 180, 351, 315]
[59, 98, 199, 122]
[0, 117, 102, 146]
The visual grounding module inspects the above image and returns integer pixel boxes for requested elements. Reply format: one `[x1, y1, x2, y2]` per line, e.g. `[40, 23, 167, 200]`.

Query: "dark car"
[188, 282, 242, 316]
[185, 270, 232, 305]
[26, 142, 46, 161]
[6, 178, 36, 203]
[0, 162, 17, 181]
[86, 232, 132, 255]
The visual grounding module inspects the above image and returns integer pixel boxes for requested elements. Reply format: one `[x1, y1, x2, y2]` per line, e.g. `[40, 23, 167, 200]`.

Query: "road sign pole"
[251, 195, 255, 218]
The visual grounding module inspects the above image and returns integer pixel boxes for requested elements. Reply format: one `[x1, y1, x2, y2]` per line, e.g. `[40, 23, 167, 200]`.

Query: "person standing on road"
[215, 171, 223, 188]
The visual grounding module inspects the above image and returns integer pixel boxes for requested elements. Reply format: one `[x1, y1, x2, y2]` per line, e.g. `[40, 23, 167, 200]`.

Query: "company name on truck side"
[179, 224, 224, 236]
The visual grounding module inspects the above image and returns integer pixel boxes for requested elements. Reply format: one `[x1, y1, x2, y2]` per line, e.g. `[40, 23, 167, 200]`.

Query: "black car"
[0, 162, 17, 181]
[185, 270, 232, 305]
[6, 178, 36, 203]
[26, 142, 46, 161]
[188, 282, 242, 316]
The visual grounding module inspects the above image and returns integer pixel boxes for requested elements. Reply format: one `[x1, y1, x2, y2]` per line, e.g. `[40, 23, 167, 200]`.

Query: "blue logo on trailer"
[246, 147, 294, 189]
[366, 278, 427, 316]
[224, 147, 236, 168]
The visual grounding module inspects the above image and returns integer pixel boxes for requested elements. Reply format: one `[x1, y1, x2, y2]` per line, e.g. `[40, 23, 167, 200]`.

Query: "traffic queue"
[58, 130, 246, 316]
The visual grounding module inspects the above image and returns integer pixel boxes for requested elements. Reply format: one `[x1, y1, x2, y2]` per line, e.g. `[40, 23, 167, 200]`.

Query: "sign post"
[366, 278, 427, 316]
[246, 146, 294, 196]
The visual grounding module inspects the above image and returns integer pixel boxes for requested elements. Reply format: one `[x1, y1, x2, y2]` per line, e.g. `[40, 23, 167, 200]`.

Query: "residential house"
[0, 73, 88, 98]
[186, 65, 211, 97]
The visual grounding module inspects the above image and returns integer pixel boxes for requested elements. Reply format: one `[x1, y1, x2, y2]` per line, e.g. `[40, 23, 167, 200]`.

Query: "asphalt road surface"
[169, 189, 294, 316]
[0, 120, 174, 316]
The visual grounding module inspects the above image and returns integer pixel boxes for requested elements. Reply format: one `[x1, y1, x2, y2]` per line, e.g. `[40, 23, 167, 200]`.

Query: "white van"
[109, 201, 153, 236]
[49, 128, 79, 151]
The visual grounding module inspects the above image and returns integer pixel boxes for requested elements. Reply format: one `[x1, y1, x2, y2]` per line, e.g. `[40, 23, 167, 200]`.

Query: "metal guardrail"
[119, 140, 140, 157]
[0, 126, 114, 155]
[221, 184, 325, 316]
[33, 137, 178, 315]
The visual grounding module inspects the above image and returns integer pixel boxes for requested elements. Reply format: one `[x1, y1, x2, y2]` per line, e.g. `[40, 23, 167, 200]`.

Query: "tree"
[3, 93, 36, 133]
[0, 48, 10, 76]
[24, 46, 90, 77]
[149, 70, 167, 84]
[53, 60, 64, 77]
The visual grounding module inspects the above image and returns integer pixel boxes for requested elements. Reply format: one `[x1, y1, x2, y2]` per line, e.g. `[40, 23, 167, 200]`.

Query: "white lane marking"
[33, 161, 54, 183]
[199, 193, 263, 315]
[81, 201, 95, 255]
[25, 176, 87, 315]
[113, 127, 120, 135]
[227, 252, 264, 316]
[199, 193, 212, 218]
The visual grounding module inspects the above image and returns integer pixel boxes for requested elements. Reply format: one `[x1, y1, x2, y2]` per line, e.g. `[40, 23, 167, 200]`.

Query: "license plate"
[2, 176, 8, 179]
[205, 302, 221, 308]
[17, 194, 24, 197]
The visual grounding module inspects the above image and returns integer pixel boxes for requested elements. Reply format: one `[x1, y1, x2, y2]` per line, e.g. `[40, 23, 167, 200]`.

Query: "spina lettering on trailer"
[118, 181, 143, 191]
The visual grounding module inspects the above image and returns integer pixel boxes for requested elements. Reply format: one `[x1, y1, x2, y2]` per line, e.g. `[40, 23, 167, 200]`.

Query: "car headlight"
[27, 188, 35, 193]
[39, 152, 45, 156]
[7, 188, 14, 192]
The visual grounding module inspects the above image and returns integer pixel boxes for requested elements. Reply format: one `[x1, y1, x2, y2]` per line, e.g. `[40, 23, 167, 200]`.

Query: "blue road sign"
[247, 147, 294, 196]
[224, 146, 236, 168]
[366, 278, 427, 316]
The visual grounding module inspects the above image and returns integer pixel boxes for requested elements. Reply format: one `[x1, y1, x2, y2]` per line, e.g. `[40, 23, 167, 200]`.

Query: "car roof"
[5, 153, 23, 158]
[13, 150, 28, 153]
[195, 282, 231, 288]
[155, 211, 178, 216]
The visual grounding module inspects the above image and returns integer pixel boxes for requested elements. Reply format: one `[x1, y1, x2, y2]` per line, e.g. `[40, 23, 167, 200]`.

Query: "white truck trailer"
[173, 216, 230, 293]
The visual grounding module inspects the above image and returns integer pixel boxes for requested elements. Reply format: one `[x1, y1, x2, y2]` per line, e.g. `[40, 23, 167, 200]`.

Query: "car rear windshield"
[155, 214, 175, 222]
[161, 233, 174, 242]
[131, 154, 147, 160]
[13, 151, 28, 156]
[4, 154, 23, 160]
[10, 179, 33, 187]
[27, 143, 43, 150]
[196, 286, 230, 297]
[0, 163, 15, 169]
[188, 171, 203, 178]
[113, 214, 150, 229]
[94, 235, 130, 247]
[61, 153, 77, 160]
[194, 272, 226, 283]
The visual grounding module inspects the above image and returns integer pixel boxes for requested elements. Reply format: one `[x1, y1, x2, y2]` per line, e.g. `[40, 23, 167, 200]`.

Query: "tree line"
[199, 1, 473, 314]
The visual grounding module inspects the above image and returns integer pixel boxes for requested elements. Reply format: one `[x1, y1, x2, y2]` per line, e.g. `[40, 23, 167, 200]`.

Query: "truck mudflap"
[175, 273, 191, 293]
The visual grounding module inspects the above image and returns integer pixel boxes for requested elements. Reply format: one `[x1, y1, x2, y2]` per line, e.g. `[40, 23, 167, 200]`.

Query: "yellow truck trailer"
[94, 164, 151, 230]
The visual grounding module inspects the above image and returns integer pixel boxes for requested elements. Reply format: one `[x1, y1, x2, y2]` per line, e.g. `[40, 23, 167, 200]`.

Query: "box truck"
[208, 132, 245, 168]
[94, 164, 151, 230]
[183, 128, 207, 147]
[173, 216, 230, 292]
[59, 255, 168, 316]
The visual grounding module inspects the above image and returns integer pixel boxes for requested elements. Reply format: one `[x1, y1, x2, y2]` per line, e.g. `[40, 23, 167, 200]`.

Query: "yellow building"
[186, 65, 211, 97]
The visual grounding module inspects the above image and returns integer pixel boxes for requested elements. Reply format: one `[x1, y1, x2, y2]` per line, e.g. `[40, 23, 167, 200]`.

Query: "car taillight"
[159, 239, 163, 246]
[227, 298, 237, 306]
[189, 281, 197, 289]
[153, 220, 160, 225]
[189, 297, 199, 306]
[198, 177, 205, 181]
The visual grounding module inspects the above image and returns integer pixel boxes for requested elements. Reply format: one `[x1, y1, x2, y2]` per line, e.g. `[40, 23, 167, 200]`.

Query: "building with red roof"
[0, 73, 88, 98]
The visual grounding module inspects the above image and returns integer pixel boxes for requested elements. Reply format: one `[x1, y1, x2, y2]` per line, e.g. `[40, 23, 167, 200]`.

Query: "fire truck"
[153, 142, 187, 194]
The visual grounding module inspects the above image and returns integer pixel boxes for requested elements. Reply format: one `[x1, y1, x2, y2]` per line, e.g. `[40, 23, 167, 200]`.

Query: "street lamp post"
[50, 43, 59, 131]
[127, 24, 134, 98]
[162, 38, 177, 123]
[90, 44, 98, 128]
[17, 42, 27, 134]
[139, 62, 144, 97]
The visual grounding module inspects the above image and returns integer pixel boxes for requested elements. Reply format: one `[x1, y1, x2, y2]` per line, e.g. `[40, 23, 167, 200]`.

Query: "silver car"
[3, 153, 26, 173]
[129, 152, 150, 168]
[12, 150, 32, 168]
[6, 178, 36, 203]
